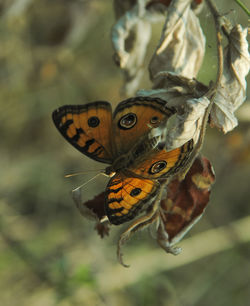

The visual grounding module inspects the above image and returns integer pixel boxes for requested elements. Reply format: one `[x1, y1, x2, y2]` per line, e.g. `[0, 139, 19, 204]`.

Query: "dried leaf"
[72, 189, 106, 221]
[95, 221, 110, 238]
[83, 192, 106, 221]
[164, 96, 210, 150]
[72, 188, 98, 221]
[112, 0, 205, 95]
[210, 25, 250, 133]
[72, 189, 110, 237]
[149, 0, 205, 81]
[111, 0, 152, 95]
[137, 75, 209, 151]
[157, 156, 215, 252]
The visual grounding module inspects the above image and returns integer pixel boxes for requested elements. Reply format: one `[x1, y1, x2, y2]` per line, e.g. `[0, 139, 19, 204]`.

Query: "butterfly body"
[53, 97, 193, 225]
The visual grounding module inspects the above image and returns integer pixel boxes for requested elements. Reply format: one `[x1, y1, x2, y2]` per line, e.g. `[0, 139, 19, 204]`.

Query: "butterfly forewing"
[52, 102, 113, 163]
[112, 97, 175, 157]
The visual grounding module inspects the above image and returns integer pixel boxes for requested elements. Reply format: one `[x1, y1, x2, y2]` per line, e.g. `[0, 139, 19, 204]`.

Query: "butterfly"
[52, 96, 193, 225]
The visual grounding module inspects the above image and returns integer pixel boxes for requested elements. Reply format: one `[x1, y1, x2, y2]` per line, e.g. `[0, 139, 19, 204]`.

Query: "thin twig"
[234, 0, 250, 16]
[195, 0, 224, 138]
[179, 0, 225, 178]
[205, 0, 224, 89]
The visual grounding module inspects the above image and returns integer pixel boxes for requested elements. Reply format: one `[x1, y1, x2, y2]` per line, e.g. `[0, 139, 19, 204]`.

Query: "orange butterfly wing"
[103, 97, 178, 225]
[52, 102, 113, 163]
[105, 173, 159, 225]
[105, 140, 193, 225]
[52, 97, 194, 226]
[112, 97, 175, 157]
[129, 139, 194, 179]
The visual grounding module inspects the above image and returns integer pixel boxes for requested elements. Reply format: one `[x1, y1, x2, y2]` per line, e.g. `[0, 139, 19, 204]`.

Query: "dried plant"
[72, 0, 249, 267]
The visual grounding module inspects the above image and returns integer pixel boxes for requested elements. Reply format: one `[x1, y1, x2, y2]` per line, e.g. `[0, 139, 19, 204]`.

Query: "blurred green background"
[0, 1, 249, 305]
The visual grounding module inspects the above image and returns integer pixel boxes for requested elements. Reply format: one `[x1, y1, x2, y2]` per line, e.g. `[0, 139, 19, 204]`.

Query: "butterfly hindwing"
[129, 139, 194, 179]
[105, 173, 159, 225]
[52, 102, 113, 163]
[112, 96, 175, 157]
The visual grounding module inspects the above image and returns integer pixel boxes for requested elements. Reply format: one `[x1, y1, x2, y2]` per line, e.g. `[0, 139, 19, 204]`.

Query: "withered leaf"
[111, 0, 152, 95]
[157, 156, 215, 251]
[210, 25, 250, 133]
[83, 192, 106, 221]
[73, 189, 109, 238]
[149, 0, 205, 81]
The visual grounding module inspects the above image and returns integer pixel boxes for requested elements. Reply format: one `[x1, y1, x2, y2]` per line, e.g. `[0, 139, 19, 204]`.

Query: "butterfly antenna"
[72, 173, 103, 192]
[65, 169, 105, 178]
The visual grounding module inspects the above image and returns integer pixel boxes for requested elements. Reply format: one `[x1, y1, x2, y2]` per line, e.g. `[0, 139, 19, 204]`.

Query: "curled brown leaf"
[157, 156, 215, 252]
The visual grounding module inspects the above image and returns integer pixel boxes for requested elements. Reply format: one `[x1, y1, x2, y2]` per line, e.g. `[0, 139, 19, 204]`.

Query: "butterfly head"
[105, 153, 128, 177]
[105, 166, 116, 177]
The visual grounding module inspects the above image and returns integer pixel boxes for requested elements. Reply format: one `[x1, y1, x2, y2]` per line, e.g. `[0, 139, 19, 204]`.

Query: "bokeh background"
[0, 1, 249, 305]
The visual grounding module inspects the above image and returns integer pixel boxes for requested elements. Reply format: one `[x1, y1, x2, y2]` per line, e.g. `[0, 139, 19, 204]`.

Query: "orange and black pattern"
[52, 97, 194, 226]
[105, 173, 159, 225]
[52, 102, 113, 163]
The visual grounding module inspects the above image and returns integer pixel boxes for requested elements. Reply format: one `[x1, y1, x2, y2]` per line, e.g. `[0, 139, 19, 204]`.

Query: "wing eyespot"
[149, 160, 167, 174]
[88, 116, 100, 127]
[150, 116, 160, 124]
[118, 113, 137, 130]
[130, 188, 142, 197]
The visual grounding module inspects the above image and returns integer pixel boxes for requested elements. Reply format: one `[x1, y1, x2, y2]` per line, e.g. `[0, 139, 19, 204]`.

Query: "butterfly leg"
[117, 185, 165, 267]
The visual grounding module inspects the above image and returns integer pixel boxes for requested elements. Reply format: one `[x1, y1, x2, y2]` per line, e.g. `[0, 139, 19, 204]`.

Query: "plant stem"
[234, 0, 250, 16]
[205, 0, 224, 89]
[180, 0, 224, 178]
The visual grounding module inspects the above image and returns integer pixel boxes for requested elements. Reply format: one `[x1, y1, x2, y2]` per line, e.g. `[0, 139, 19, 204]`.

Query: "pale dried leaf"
[210, 25, 250, 133]
[137, 86, 210, 150]
[137, 72, 208, 105]
[164, 96, 210, 150]
[149, 0, 205, 81]
[111, 0, 152, 95]
[72, 188, 97, 221]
